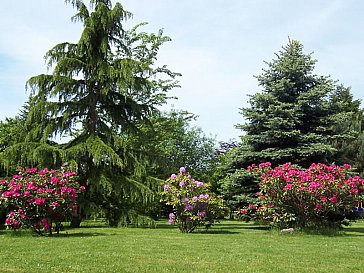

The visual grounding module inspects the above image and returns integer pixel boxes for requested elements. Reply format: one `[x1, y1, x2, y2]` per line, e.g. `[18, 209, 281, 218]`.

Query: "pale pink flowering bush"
[0, 165, 85, 235]
[238, 162, 364, 229]
[161, 168, 226, 233]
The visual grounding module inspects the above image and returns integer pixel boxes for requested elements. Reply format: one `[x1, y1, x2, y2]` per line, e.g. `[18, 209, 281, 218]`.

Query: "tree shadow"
[155, 220, 272, 233]
[76, 224, 108, 229]
[193, 229, 240, 234]
[51, 231, 110, 238]
[154, 223, 176, 229]
[343, 226, 364, 237]
[216, 222, 271, 231]
[0, 227, 116, 238]
[154, 221, 243, 234]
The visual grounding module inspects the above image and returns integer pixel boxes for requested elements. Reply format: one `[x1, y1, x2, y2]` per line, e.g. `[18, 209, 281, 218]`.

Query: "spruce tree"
[237, 39, 336, 167]
[327, 85, 363, 167]
[220, 39, 363, 210]
[3, 0, 180, 226]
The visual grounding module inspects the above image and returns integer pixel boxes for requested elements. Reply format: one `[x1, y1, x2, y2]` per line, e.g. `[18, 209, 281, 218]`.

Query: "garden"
[1, 164, 364, 272]
[1, 1, 364, 272]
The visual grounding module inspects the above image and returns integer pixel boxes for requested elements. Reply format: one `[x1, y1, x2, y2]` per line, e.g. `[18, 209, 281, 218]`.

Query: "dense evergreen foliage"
[219, 39, 364, 210]
[328, 85, 364, 175]
[2, 0, 181, 226]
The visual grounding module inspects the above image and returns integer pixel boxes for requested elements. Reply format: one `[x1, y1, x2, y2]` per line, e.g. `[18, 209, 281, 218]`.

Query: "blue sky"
[0, 0, 363, 142]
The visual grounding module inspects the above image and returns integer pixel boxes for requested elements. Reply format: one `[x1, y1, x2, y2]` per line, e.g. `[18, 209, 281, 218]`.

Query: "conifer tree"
[3, 0, 180, 226]
[237, 39, 337, 167]
[220, 39, 363, 210]
[328, 85, 364, 175]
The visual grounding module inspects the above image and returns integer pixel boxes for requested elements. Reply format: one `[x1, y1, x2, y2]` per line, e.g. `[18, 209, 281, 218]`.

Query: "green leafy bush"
[238, 162, 364, 229]
[0, 165, 84, 235]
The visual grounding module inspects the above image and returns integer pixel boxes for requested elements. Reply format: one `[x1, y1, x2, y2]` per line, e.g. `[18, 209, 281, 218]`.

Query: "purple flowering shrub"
[0, 165, 85, 235]
[238, 162, 364, 229]
[161, 167, 225, 233]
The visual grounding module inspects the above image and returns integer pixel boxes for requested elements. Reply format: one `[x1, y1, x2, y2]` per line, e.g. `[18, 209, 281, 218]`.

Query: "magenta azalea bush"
[238, 162, 364, 229]
[0, 165, 85, 235]
[161, 167, 225, 233]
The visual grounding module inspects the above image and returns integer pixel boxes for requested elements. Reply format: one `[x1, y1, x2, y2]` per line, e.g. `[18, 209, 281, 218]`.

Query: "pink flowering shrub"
[0, 165, 85, 235]
[238, 162, 364, 229]
[161, 167, 226, 233]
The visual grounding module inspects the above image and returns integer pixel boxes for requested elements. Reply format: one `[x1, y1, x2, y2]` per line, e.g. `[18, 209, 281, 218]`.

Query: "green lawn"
[1, 220, 364, 273]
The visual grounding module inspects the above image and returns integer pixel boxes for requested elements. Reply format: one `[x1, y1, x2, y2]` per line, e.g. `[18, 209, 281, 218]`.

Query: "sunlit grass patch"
[1, 220, 364, 272]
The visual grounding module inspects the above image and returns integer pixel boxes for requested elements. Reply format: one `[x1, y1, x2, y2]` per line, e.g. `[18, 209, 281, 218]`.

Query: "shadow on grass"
[233, 225, 271, 231]
[51, 231, 111, 238]
[11, 231, 111, 238]
[343, 226, 364, 237]
[193, 229, 240, 234]
[154, 224, 240, 234]
[155, 220, 268, 234]
[77, 224, 109, 228]
[154, 223, 176, 229]
[0, 227, 115, 238]
[215, 222, 271, 232]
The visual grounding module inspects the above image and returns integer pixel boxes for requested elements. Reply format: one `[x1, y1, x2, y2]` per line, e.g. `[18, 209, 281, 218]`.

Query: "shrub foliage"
[238, 162, 364, 229]
[0, 165, 84, 235]
[161, 167, 225, 233]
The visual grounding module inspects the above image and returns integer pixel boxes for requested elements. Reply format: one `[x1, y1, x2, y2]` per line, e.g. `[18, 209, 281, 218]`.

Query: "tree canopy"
[237, 40, 333, 166]
[137, 110, 216, 180]
[3, 0, 180, 226]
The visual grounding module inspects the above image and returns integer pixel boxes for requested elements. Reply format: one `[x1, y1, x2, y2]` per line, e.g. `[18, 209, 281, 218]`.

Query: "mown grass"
[1, 220, 364, 273]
